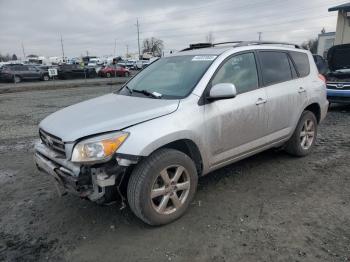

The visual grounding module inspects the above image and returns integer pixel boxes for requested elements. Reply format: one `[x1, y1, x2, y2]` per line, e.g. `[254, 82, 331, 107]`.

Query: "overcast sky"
[0, 0, 345, 58]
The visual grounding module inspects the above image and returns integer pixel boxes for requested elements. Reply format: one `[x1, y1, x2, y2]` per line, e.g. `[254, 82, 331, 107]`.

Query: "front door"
[204, 52, 268, 167]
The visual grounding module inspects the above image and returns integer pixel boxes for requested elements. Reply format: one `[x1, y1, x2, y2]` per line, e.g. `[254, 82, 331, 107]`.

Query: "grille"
[327, 82, 350, 90]
[39, 129, 66, 157]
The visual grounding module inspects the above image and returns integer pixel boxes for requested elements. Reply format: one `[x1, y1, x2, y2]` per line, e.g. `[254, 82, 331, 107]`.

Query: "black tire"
[106, 72, 111, 78]
[285, 110, 318, 157]
[124, 72, 130, 77]
[42, 74, 50, 81]
[127, 148, 198, 226]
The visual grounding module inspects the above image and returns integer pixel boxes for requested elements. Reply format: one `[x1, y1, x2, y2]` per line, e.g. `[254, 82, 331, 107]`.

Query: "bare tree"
[301, 38, 318, 54]
[206, 32, 215, 43]
[142, 37, 164, 57]
[12, 54, 18, 60]
[301, 28, 326, 54]
[0, 53, 11, 62]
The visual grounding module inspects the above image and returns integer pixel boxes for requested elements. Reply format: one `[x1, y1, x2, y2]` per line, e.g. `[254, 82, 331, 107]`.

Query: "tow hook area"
[88, 173, 116, 201]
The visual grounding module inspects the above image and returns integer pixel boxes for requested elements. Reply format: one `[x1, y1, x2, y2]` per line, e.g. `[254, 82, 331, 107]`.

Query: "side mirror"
[207, 83, 237, 101]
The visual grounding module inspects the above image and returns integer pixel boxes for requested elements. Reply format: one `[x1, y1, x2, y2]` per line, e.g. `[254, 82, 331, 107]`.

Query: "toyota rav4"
[34, 41, 328, 225]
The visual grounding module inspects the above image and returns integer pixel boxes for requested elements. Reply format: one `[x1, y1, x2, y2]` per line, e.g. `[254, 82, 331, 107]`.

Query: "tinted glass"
[122, 55, 216, 99]
[211, 53, 258, 94]
[290, 51, 310, 77]
[259, 51, 292, 86]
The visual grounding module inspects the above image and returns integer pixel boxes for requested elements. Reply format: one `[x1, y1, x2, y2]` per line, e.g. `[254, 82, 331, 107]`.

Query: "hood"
[327, 44, 350, 71]
[40, 93, 179, 142]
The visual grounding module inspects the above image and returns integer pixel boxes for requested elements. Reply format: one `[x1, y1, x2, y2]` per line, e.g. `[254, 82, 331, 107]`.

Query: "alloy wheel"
[151, 165, 190, 215]
[300, 119, 315, 150]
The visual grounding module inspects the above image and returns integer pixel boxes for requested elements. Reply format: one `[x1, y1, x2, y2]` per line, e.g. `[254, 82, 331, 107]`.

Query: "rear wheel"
[42, 74, 50, 81]
[285, 110, 317, 156]
[127, 149, 198, 225]
[106, 72, 111, 78]
[124, 72, 130, 77]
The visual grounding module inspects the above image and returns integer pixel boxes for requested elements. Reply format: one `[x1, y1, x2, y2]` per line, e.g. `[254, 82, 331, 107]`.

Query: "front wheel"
[127, 149, 198, 225]
[285, 110, 318, 156]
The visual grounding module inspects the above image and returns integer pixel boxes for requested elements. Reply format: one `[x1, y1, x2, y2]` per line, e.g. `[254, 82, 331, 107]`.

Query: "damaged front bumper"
[34, 141, 128, 202]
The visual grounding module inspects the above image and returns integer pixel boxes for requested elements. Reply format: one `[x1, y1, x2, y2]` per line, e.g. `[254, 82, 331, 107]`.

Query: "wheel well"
[160, 139, 203, 176]
[304, 103, 321, 123]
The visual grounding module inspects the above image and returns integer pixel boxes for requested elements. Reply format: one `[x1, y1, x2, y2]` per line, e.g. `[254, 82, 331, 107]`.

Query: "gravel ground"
[0, 86, 349, 262]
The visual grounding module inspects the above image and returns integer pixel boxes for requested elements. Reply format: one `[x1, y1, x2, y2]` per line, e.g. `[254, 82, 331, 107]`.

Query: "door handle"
[256, 98, 267, 105]
[298, 87, 306, 93]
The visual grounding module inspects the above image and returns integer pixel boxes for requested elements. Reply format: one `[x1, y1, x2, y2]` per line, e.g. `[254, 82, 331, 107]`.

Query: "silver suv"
[34, 41, 328, 225]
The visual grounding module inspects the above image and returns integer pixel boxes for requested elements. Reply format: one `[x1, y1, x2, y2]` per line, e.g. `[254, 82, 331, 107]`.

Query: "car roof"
[171, 41, 307, 57]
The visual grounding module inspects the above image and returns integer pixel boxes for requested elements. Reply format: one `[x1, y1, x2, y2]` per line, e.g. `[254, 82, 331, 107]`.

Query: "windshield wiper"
[124, 85, 133, 94]
[132, 89, 162, 99]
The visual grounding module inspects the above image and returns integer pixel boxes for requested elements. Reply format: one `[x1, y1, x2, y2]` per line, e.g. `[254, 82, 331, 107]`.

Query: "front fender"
[117, 96, 209, 172]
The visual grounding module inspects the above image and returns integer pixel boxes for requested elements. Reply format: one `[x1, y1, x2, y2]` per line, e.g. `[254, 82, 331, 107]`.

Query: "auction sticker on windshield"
[192, 55, 217, 61]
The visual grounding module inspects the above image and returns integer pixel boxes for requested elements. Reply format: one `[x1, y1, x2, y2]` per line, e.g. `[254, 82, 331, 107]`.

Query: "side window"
[259, 51, 292, 86]
[289, 51, 310, 77]
[211, 52, 259, 94]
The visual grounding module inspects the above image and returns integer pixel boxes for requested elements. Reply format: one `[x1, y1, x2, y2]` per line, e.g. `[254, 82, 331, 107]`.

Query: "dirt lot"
[0, 86, 349, 262]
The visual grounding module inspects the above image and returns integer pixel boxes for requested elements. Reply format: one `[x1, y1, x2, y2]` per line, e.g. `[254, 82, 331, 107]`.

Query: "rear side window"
[259, 51, 292, 86]
[290, 51, 310, 77]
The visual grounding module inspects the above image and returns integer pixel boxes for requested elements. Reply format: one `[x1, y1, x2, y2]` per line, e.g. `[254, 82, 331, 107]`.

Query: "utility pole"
[60, 34, 65, 62]
[21, 41, 26, 60]
[136, 19, 141, 59]
[258, 32, 262, 41]
[114, 39, 117, 57]
[126, 44, 129, 58]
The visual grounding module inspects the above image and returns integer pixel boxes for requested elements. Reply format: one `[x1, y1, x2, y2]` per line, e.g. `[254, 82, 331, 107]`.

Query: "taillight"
[318, 74, 326, 83]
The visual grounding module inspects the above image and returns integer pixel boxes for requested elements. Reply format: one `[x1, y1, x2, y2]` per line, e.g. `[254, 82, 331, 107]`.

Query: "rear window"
[290, 51, 310, 77]
[259, 51, 292, 86]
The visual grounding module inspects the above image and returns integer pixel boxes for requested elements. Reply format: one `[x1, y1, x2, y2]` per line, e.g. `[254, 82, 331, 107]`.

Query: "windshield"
[119, 55, 216, 99]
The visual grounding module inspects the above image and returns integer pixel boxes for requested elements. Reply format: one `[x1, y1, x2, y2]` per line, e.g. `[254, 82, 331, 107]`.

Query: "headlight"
[71, 132, 128, 163]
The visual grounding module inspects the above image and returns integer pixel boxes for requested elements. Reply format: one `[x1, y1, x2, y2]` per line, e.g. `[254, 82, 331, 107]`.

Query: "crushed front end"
[34, 129, 133, 204]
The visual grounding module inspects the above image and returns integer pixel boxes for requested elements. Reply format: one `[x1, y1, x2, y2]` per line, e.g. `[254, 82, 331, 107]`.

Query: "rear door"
[18, 65, 32, 79]
[204, 52, 268, 167]
[257, 51, 302, 138]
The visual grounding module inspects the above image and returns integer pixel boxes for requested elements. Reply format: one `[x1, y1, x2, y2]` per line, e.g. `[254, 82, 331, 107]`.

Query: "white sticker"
[192, 55, 217, 61]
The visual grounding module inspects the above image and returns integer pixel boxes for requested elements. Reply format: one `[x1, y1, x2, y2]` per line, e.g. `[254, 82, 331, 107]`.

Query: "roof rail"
[181, 40, 301, 51]
[234, 41, 301, 49]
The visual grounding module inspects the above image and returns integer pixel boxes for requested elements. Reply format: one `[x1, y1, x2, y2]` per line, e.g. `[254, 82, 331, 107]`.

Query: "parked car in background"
[35, 41, 328, 225]
[57, 64, 97, 79]
[325, 44, 350, 104]
[312, 54, 328, 75]
[0, 64, 50, 83]
[98, 65, 130, 77]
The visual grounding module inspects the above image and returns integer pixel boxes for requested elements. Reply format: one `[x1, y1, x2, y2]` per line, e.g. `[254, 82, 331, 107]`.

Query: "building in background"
[329, 2, 350, 45]
[317, 32, 335, 58]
